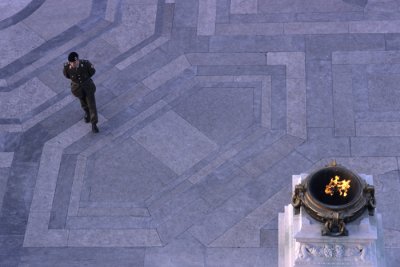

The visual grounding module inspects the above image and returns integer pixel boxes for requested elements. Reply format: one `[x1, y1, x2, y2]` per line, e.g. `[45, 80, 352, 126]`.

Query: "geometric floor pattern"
[1, 0, 400, 266]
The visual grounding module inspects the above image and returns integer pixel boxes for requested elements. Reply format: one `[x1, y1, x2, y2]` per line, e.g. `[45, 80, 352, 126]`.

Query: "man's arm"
[88, 61, 96, 77]
[63, 63, 70, 79]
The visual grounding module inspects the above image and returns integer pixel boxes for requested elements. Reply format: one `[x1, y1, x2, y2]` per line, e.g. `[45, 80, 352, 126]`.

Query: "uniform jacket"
[63, 59, 96, 98]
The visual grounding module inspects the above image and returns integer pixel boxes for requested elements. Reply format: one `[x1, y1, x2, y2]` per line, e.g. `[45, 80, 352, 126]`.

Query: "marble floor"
[0, 0, 400, 266]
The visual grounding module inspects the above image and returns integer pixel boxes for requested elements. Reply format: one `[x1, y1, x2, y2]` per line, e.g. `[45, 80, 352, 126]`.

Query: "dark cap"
[68, 52, 79, 62]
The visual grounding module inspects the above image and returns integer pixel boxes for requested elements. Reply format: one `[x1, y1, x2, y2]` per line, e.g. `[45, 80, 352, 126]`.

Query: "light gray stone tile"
[384, 229, 400, 248]
[189, 148, 238, 184]
[111, 100, 168, 138]
[186, 53, 266, 65]
[29, 143, 63, 212]
[78, 38, 121, 68]
[386, 248, 400, 267]
[146, 180, 193, 213]
[296, 128, 350, 162]
[197, 0, 217, 36]
[260, 229, 278, 248]
[143, 55, 191, 90]
[306, 60, 334, 127]
[100, 83, 150, 119]
[0, 79, 7, 87]
[374, 171, 400, 232]
[286, 78, 306, 139]
[355, 111, 400, 122]
[79, 201, 146, 209]
[356, 122, 400, 136]
[206, 248, 275, 267]
[230, 129, 285, 166]
[157, 198, 210, 243]
[210, 185, 290, 248]
[199, 162, 253, 208]
[66, 216, 152, 229]
[261, 76, 272, 128]
[332, 51, 400, 65]
[242, 135, 303, 178]
[67, 155, 87, 217]
[0, 22, 44, 68]
[351, 64, 369, 112]
[37, 61, 71, 94]
[267, 52, 305, 79]
[149, 185, 203, 223]
[242, 146, 284, 178]
[78, 207, 150, 217]
[332, 65, 355, 136]
[24, 212, 68, 247]
[22, 95, 75, 131]
[173, 0, 199, 28]
[105, 0, 119, 22]
[284, 22, 349, 34]
[116, 37, 169, 70]
[0, 152, 13, 167]
[0, 168, 10, 213]
[86, 138, 176, 202]
[68, 229, 162, 247]
[307, 34, 385, 61]
[368, 74, 400, 111]
[22, 0, 91, 40]
[0, 0, 30, 21]
[0, 78, 56, 119]
[189, 190, 260, 246]
[366, 63, 400, 74]
[210, 219, 260, 248]
[210, 35, 305, 52]
[270, 133, 304, 156]
[259, 0, 363, 13]
[102, 3, 157, 52]
[216, 23, 283, 35]
[23, 229, 69, 248]
[295, 11, 364, 22]
[19, 247, 146, 267]
[231, 0, 258, 14]
[351, 137, 400, 156]
[173, 86, 256, 145]
[309, 157, 398, 177]
[79, 135, 115, 158]
[350, 20, 400, 33]
[144, 234, 205, 267]
[133, 110, 217, 175]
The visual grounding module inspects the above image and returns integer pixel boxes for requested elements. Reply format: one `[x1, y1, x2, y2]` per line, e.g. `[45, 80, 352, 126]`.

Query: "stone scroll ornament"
[295, 243, 371, 263]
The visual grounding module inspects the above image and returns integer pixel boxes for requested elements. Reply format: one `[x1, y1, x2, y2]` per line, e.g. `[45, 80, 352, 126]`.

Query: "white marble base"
[279, 174, 386, 267]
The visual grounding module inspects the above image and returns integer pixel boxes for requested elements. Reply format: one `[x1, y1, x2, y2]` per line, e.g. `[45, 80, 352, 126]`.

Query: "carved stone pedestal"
[278, 174, 386, 267]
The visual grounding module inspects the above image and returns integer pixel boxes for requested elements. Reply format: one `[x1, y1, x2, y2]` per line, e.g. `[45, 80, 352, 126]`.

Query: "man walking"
[63, 52, 99, 133]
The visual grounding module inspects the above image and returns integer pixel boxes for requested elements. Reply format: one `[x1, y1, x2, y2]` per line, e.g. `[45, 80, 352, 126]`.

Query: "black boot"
[84, 112, 90, 123]
[92, 123, 99, 133]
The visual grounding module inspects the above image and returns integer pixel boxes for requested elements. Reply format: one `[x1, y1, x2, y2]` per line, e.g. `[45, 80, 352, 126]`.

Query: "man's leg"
[78, 95, 90, 123]
[85, 90, 99, 132]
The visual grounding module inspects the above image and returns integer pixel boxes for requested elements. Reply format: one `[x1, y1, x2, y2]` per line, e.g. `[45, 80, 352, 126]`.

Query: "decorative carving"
[364, 185, 376, 216]
[292, 184, 305, 215]
[296, 243, 370, 263]
[322, 215, 348, 236]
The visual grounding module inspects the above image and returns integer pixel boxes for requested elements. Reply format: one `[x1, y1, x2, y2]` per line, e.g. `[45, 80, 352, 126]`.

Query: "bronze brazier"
[292, 161, 376, 236]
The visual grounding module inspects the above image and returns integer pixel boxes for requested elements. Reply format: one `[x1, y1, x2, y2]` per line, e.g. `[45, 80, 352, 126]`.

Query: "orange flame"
[324, 175, 351, 197]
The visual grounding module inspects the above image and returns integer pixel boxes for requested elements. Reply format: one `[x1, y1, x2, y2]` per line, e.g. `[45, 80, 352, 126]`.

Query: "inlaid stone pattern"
[1, 0, 400, 266]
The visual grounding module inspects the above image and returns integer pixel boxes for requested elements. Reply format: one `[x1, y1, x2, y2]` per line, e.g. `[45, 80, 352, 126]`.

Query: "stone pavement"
[1, 0, 400, 266]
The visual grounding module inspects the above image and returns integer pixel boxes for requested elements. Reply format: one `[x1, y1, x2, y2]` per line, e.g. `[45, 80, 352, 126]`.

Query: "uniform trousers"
[73, 83, 98, 124]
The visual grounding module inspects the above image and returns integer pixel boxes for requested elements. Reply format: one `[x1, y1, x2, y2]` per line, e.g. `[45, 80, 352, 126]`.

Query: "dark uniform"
[63, 59, 98, 125]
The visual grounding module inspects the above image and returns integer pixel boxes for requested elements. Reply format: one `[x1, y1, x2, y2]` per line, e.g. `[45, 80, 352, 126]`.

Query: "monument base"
[278, 174, 386, 267]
